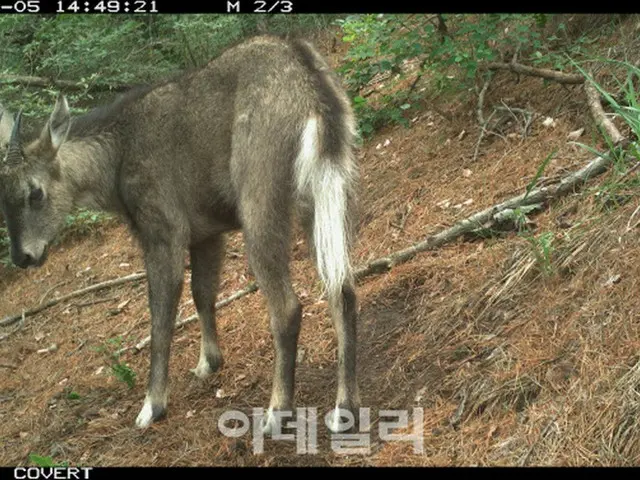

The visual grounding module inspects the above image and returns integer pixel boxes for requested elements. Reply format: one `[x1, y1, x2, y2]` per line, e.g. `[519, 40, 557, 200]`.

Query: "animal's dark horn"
[9, 111, 22, 146]
[5, 110, 24, 165]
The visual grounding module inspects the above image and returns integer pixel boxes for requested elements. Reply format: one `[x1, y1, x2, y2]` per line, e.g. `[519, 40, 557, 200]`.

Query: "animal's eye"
[29, 187, 44, 204]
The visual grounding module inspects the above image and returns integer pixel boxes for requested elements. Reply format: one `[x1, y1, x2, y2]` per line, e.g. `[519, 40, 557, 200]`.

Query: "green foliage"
[28, 453, 69, 467]
[66, 390, 81, 400]
[524, 150, 557, 202]
[61, 208, 112, 239]
[570, 60, 640, 209]
[0, 14, 334, 117]
[93, 336, 137, 389]
[337, 14, 601, 137]
[111, 362, 137, 389]
[509, 204, 542, 233]
[527, 231, 556, 276]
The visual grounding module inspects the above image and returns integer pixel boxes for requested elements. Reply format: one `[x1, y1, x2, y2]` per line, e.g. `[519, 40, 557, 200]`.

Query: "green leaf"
[29, 454, 56, 467]
[524, 149, 557, 202]
[379, 60, 393, 71]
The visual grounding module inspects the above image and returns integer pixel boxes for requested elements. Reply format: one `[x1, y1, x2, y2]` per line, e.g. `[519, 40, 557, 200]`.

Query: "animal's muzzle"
[12, 244, 48, 268]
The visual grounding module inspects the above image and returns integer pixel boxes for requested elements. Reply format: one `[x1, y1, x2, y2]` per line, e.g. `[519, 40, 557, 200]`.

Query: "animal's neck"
[60, 136, 123, 213]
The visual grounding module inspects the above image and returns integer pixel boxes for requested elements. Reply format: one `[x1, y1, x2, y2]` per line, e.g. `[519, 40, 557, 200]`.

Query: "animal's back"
[114, 36, 355, 244]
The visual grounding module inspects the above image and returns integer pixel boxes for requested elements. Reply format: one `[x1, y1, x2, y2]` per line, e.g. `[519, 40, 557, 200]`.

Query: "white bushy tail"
[295, 116, 354, 297]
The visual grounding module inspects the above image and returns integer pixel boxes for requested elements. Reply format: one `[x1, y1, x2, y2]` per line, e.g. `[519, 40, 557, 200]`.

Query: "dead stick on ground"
[476, 73, 492, 126]
[38, 280, 71, 306]
[0, 272, 146, 327]
[73, 296, 120, 309]
[485, 61, 584, 84]
[584, 81, 625, 145]
[0, 312, 25, 341]
[471, 74, 493, 162]
[353, 151, 618, 281]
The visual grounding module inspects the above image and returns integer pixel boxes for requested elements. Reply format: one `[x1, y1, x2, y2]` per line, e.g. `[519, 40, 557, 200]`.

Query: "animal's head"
[0, 95, 72, 268]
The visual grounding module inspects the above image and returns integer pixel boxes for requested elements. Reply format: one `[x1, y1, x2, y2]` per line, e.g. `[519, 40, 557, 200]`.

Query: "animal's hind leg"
[190, 235, 226, 378]
[327, 280, 361, 432]
[301, 202, 360, 432]
[240, 194, 301, 434]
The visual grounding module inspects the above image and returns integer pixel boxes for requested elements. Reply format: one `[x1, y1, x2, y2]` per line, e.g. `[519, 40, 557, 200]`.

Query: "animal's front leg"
[135, 240, 185, 428]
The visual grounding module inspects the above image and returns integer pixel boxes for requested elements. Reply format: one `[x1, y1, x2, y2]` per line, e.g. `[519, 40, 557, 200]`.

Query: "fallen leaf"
[37, 344, 58, 354]
[462, 169, 473, 178]
[567, 127, 585, 141]
[542, 117, 556, 128]
[117, 299, 130, 310]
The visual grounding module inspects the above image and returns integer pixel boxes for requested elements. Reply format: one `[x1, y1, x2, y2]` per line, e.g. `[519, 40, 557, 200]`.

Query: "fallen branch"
[73, 296, 119, 309]
[476, 74, 492, 126]
[354, 151, 618, 280]
[0, 312, 25, 341]
[0, 272, 146, 327]
[0, 74, 132, 93]
[496, 104, 534, 138]
[584, 81, 625, 145]
[472, 73, 495, 163]
[485, 61, 584, 85]
[115, 282, 259, 356]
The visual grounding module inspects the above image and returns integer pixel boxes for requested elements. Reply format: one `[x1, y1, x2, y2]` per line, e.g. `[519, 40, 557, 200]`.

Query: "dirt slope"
[2, 21, 640, 466]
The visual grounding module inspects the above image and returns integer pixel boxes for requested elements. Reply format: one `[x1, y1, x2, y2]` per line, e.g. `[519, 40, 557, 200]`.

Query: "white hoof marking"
[191, 356, 214, 379]
[261, 408, 277, 435]
[135, 398, 154, 429]
[328, 406, 356, 433]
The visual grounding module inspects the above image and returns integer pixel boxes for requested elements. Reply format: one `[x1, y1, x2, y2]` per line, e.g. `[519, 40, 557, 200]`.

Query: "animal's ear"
[0, 104, 15, 148]
[40, 94, 71, 156]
